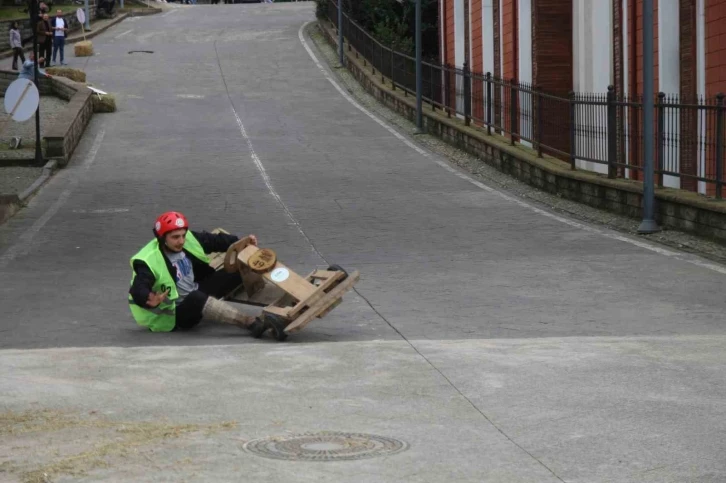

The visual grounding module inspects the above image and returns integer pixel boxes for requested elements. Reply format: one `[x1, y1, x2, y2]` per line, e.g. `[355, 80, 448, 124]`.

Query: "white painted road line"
[114, 29, 134, 39]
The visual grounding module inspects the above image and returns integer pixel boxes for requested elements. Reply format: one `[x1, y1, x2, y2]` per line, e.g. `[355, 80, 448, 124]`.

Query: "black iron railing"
[325, 0, 726, 198]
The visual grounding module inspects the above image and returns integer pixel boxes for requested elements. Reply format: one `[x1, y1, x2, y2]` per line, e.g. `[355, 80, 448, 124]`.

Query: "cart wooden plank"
[237, 247, 316, 301]
[284, 270, 360, 333]
[282, 269, 345, 319]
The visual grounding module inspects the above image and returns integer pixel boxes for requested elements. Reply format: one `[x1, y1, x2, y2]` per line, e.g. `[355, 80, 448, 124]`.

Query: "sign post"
[4, 79, 40, 123]
[77, 8, 89, 39]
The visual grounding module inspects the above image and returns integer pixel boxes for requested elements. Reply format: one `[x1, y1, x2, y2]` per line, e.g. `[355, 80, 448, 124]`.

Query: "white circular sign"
[4, 78, 39, 122]
[270, 267, 289, 283]
[76, 8, 86, 24]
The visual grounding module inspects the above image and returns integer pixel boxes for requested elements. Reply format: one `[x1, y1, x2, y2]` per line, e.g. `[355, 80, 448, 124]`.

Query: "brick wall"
[471, 0, 484, 123]
[532, 0, 572, 157]
[444, 0, 456, 111]
[501, 0, 517, 81]
[705, 0, 726, 96]
[445, 0, 456, 66]
[502, 0, 517, 138]
[614, 0, 626, 177]
[493, 0, 502, 131]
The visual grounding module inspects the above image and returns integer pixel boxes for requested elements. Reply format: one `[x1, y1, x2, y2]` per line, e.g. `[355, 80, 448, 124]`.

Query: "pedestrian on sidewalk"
[9, 22, 24, 71]
[18, 52, 51, 82]
[128, 211, 285, 336]
[36, 14, 53, 67]
[50, 9, 67, 66]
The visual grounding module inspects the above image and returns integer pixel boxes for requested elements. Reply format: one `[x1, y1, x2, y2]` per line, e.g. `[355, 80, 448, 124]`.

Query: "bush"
[314, 0, 326, 18]
[45, 67, 86, 83]
[92, 93, 116, 113]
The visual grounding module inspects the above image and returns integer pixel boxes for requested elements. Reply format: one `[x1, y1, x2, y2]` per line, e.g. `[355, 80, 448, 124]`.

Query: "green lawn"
[0, 5, 78, 21]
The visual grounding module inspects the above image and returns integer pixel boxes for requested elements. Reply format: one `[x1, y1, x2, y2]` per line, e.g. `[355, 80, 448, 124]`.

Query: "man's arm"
[129, 260, 156, 307]
[192, 230, 241, 254]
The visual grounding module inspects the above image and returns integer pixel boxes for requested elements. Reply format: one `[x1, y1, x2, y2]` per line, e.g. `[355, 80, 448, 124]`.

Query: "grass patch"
[0, 409, 238, 483]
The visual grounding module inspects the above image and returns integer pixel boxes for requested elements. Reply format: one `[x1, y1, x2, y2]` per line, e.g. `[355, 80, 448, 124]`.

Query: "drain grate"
[243, 431, 408, 461]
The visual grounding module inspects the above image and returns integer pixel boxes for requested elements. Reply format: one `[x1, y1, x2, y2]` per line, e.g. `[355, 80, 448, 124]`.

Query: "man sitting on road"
[18, 53, 51, 82]
[128, 211, 281, 336]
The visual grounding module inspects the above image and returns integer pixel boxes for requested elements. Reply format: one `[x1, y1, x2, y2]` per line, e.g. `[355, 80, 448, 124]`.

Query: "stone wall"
[319, 21, 726, 243]
[0, 10, 98, 47]
[44, 76, 93, 166]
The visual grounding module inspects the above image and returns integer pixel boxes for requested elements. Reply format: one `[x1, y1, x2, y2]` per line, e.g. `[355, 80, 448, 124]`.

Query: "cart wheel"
[327, 264, 349, 281]
[265, 314, 289, 342]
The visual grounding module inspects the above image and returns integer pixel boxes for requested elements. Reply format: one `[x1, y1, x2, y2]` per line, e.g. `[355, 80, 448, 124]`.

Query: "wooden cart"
[208, 229, 360, 341]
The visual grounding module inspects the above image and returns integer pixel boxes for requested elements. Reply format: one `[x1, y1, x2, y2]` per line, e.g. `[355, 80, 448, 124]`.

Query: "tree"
[342, 0, 438, 59]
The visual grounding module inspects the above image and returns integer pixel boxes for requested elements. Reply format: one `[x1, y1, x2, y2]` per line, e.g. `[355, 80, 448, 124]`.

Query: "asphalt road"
[0, 3, 724, 482]
[0, 3, 724, 349]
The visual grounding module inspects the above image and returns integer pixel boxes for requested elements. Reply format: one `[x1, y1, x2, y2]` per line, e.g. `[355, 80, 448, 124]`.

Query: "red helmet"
[154, 211, 189, 237]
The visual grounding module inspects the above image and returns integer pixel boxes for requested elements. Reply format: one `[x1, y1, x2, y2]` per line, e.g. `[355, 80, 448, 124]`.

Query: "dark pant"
[174, 271, 243, 330]
[43, 39, 53, 65]
[52, 36, 65, 64]
[11, 47, 25, 70]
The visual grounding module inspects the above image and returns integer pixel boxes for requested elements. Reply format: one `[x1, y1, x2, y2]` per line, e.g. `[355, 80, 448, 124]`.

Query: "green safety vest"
[128, 231, 210, 333]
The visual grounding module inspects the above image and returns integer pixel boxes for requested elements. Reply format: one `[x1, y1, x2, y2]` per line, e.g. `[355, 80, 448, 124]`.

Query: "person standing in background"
[9, 22, 24, 71]
[37, 14, 52, 67]
[50, 9, 67, 66]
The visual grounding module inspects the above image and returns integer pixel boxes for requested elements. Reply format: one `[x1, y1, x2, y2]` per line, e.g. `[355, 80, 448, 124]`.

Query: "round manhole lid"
[243, 431, 408, 461]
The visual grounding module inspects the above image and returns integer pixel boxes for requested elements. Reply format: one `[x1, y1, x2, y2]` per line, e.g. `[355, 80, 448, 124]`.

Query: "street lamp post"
[638, 0, 659, 233]
[84, 0, 91, 30]
[415, 0, 422, 132]
[338, 0, 343, 65]
[29, 0, 42, 165]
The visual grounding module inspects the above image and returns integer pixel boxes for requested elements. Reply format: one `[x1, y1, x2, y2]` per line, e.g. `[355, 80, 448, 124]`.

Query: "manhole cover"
[243, 431, 408, 461]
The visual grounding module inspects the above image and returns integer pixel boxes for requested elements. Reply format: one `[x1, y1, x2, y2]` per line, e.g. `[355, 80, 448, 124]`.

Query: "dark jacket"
[50, 16, 68, 38]
[36, 19, 52, 42]
[36, 19, 53, 44]
[129, 230, 238, 308]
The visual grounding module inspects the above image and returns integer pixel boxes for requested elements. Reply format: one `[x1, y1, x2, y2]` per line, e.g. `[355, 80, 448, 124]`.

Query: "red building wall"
[501, 0, 518, 82]
[471, 0, 484, 123]
[705, 0, 726, 96]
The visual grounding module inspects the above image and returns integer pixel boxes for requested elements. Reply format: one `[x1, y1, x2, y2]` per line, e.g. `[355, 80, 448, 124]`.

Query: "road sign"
[76, 8, 86, 24]
[4, 78, 39, 123]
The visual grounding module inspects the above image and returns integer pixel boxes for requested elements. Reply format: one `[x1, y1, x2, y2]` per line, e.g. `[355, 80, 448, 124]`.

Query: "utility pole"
[338, 0, 343, 65]
[638, 0, 659, 233]
[84, 0, 91, 30]
[30, 0, 42, 165]
[415, 0, 422, 131]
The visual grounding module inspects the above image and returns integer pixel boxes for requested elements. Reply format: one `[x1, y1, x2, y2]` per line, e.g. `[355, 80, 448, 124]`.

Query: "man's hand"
[146, 289, 170, 308]
[247, 234, 258, 246]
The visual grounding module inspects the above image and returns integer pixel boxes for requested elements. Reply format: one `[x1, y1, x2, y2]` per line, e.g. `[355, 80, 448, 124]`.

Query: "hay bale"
[45, 67, 86, 83]
[92, 94, 116, 113]
[74, 41, 94, 57]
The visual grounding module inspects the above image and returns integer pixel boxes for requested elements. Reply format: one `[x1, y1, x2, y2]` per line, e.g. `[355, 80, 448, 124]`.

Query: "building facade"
[439, 0, 726, 193]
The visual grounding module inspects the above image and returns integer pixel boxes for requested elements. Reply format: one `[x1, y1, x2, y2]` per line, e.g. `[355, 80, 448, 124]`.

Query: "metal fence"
[326, 0, 726, 199]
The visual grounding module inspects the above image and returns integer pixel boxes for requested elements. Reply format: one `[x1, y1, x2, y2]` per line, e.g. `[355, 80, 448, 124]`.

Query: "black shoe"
[248, 317, 267, 339]
[264, 314, 288, 342]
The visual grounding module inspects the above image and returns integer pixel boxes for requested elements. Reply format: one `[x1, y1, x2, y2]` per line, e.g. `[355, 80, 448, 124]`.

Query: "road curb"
[65, 14, 131, 47]
[18, 159, 58, 203]
[0, 159, 57, 225]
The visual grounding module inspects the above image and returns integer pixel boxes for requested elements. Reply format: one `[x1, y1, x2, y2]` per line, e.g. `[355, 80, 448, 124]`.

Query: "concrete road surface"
[0, 3, 724, 482]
